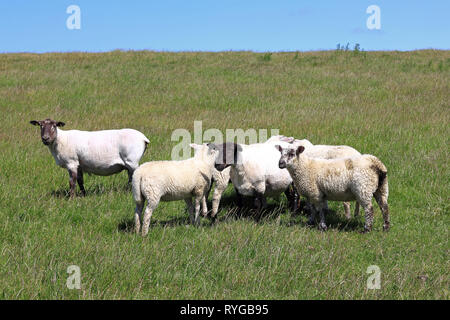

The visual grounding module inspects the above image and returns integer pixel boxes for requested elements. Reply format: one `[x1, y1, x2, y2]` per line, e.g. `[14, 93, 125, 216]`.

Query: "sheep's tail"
[370, 156, 388, 196]
[370, 156, 390, 231]
[132, 168, 144, 204]
[142, 135, 150, 153]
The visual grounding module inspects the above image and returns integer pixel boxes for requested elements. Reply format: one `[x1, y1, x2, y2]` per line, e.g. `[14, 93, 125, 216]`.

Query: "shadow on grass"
[118, 215, 191, 233]
[214, 195, 364, 232]
[206, 193, 285, 224]
[283, 206, 364, 232]
[324, 210, 364, 232]
[50, 183, 130, 199]
[118, 192, 364, 233]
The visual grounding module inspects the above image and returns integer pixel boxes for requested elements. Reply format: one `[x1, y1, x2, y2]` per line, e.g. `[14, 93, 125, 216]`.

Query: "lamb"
[132, 143, 219, 236]
[30, 118, 149, 197]
[291, 138, 362, 218]
[276, 144, 390, 232]
[213, 138, 297, 219]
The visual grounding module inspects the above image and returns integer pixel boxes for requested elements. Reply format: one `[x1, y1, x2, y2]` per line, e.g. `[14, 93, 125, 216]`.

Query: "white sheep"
[276, 144, 390, 232]
[213, 138, 297, 219]
[132, 143, 219, 236]
[207, 135, 297, 220]
[291, 138, 362, 218]
[30, 118, 149, 197]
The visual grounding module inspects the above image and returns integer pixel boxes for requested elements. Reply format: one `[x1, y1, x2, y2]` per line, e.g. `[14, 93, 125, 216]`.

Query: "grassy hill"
[0, 49, 448, 299]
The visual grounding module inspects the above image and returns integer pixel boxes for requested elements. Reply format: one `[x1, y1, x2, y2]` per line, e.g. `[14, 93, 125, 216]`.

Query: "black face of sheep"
[30, 119, 65, 146]
[214, 142, 242, 171]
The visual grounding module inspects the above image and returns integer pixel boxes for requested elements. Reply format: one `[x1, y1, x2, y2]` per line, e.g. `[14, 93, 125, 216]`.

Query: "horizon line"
[1, 48, 449, 55]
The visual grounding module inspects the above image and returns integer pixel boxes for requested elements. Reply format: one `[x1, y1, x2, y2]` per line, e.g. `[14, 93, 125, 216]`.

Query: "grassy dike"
[0, 50, 448, 299]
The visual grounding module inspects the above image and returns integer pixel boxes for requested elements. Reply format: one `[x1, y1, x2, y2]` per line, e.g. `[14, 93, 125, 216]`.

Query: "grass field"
[0, 49, 448, 299]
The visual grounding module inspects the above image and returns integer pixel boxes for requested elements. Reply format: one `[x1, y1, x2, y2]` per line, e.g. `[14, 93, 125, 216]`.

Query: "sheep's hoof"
[383, 223, 390, 232]
[318, 223, 327, 231]
[360, 227, 372, 234]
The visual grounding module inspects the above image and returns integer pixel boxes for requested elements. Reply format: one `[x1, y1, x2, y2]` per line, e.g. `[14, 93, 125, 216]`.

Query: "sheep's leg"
[76, 167, 86, 196]
[343, 202, 351, 219]
[315, 203, 327, 231]
[254, 194, 266, 220]
[200, 182, 212, 218]
[185, 198, 195, 224]
[194, 197, 203, 226]
[354, 202, 360, 217]
[188, 197, 202, 227]
[68, 169, 77, 198]
[123, 160, 138, 184]
[318, 209, 327, 231]
[211, 181, 227, 221]
[142, 200, 158, 236]
[284, 185, 299, 213]
[374, 192, 390, 231]
[360, 199, 374, 233]
[127, 169, 133, 184]
[306, 203, 316, 226]
[235, 187, 244, 207]
[134, 200, 145, 234]
[323, 201, 330, 214]
[298, 198, 307, 215]
[204, 179, 213, 203]
[201, 195, 208, 217]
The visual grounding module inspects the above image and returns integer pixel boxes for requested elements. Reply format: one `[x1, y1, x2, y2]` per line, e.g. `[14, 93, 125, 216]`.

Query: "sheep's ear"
[56, 121, 65, 127]
[280, 136, 295, 143]
[275, 145, 283, 153]
[296, 146, 305, 156]
[189, 143, 200, 149]
[30, 120, 40, 126]
[207, 143, 217, 150]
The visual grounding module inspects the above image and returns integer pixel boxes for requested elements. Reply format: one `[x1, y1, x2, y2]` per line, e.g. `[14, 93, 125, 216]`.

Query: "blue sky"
[0, 0, 448, 53]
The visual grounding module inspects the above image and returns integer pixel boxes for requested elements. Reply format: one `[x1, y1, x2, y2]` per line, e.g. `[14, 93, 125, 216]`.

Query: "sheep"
[207, 135, 297, 220]
[276, 144, 390, 232]
[132, 143, 219, 236]
[291, 138, 362, 218]
[213, 138, 297, 219]
[30, 118, 149, 197]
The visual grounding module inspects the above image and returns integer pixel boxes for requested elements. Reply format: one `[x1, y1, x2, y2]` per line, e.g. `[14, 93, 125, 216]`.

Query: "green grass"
[0, 50, 448, 299]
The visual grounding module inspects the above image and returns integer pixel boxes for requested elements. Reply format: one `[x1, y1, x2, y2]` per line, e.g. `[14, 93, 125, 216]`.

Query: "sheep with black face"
[213, 139, 297, 219]
[30, 118, 149, 197]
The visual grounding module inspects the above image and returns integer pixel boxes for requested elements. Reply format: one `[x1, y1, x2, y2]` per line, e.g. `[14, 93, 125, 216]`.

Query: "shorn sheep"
[291, 138, 362, 218]
[207, 135, 296, 220]
[213, 138, 297, 219]
[132, 143, 219, 236]
[276, 145, 390, 232]
[30, 118, 149, 197]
